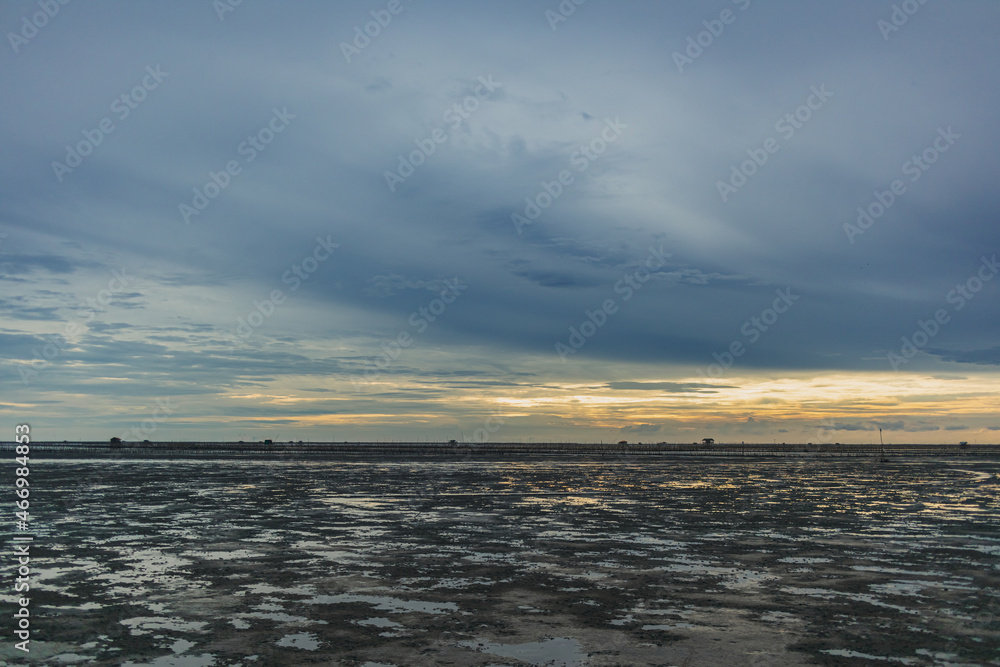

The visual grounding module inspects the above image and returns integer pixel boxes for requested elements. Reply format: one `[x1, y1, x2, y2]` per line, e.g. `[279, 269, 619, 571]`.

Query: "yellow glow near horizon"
[205, 368, 1000, 441]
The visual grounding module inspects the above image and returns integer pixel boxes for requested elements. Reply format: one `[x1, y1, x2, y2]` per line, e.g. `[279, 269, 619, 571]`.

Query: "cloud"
[0, 297, 62, 321]
[362, 273, 455, 298]
[620, 423, 660, 434]
[872, 421, 906, 431]
[819, 420, 945, 433]
[928, 347, 1000, 366]
[0, 253, 94, 275]
[605, 382, 732, 392]
[821, 421, 875, 432]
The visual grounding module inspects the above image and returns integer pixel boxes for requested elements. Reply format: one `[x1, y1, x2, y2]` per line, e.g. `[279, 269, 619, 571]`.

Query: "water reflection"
[20, 457, 1000, 666]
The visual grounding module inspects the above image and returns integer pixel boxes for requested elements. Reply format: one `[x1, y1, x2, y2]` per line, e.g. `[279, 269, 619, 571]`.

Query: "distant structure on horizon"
[702, 437, 715, 445]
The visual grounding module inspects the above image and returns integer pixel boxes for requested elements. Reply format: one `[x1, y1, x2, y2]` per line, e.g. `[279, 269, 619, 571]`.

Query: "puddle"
[870, 579, 976, 597]
[458, 637, 585, 667]
[851, 565, 950, 577]
[120, 617, 210, 635]
[183, 549, 262, 560]
[169, 639, 196, 654]
[48, 655, 95, 664]
[948, 469, 995, 483]
[304, 593, 458, 614]
[276, 632, 321, 650]
[760, 610, 801, 624]
[642, 623, 695, 630]
[357, 617, 402, 628]
[652, 556, 776, 589]
[241, 583, 316, 596]
[235, 610, 325, 624]
[821, 648, 919, 664]
[121, 654, 217, 667]
[42, 601, 104, 611]
[780, 587, 918, 615]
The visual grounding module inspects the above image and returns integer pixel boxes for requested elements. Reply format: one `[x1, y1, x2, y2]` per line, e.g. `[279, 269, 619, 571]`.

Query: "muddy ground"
[2, 457, 998, 666]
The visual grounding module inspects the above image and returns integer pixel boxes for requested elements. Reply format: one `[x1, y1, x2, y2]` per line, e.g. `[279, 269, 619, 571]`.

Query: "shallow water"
[2, 457, 999, 665]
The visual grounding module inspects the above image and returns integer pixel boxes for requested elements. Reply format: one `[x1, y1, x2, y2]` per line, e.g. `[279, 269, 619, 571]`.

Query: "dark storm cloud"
[0, 332, 50, 358]
[928, 346, 1000, 366]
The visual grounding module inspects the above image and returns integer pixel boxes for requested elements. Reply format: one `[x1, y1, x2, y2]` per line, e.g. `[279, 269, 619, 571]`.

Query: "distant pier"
[6, 441, 999, 460]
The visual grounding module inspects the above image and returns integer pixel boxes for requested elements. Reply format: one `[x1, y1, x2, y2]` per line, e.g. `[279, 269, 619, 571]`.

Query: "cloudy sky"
[3, 0, 999, 444]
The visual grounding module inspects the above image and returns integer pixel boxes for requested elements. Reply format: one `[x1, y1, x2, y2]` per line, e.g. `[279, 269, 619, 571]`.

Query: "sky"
[2, 0, 999, 444]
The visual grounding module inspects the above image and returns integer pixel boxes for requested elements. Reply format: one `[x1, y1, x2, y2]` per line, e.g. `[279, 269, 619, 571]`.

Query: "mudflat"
[4, 457, 998, 666]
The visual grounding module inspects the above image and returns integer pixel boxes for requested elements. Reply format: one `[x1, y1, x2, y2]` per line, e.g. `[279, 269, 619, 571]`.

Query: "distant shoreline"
[5, 441, 999, 460]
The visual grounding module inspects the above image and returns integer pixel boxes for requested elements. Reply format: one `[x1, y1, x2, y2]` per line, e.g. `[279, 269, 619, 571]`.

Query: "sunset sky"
[2, 0, 999, 444]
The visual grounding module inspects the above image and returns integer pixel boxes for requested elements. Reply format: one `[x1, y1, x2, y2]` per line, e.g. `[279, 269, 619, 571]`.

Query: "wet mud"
[2, 457, 998, 666]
